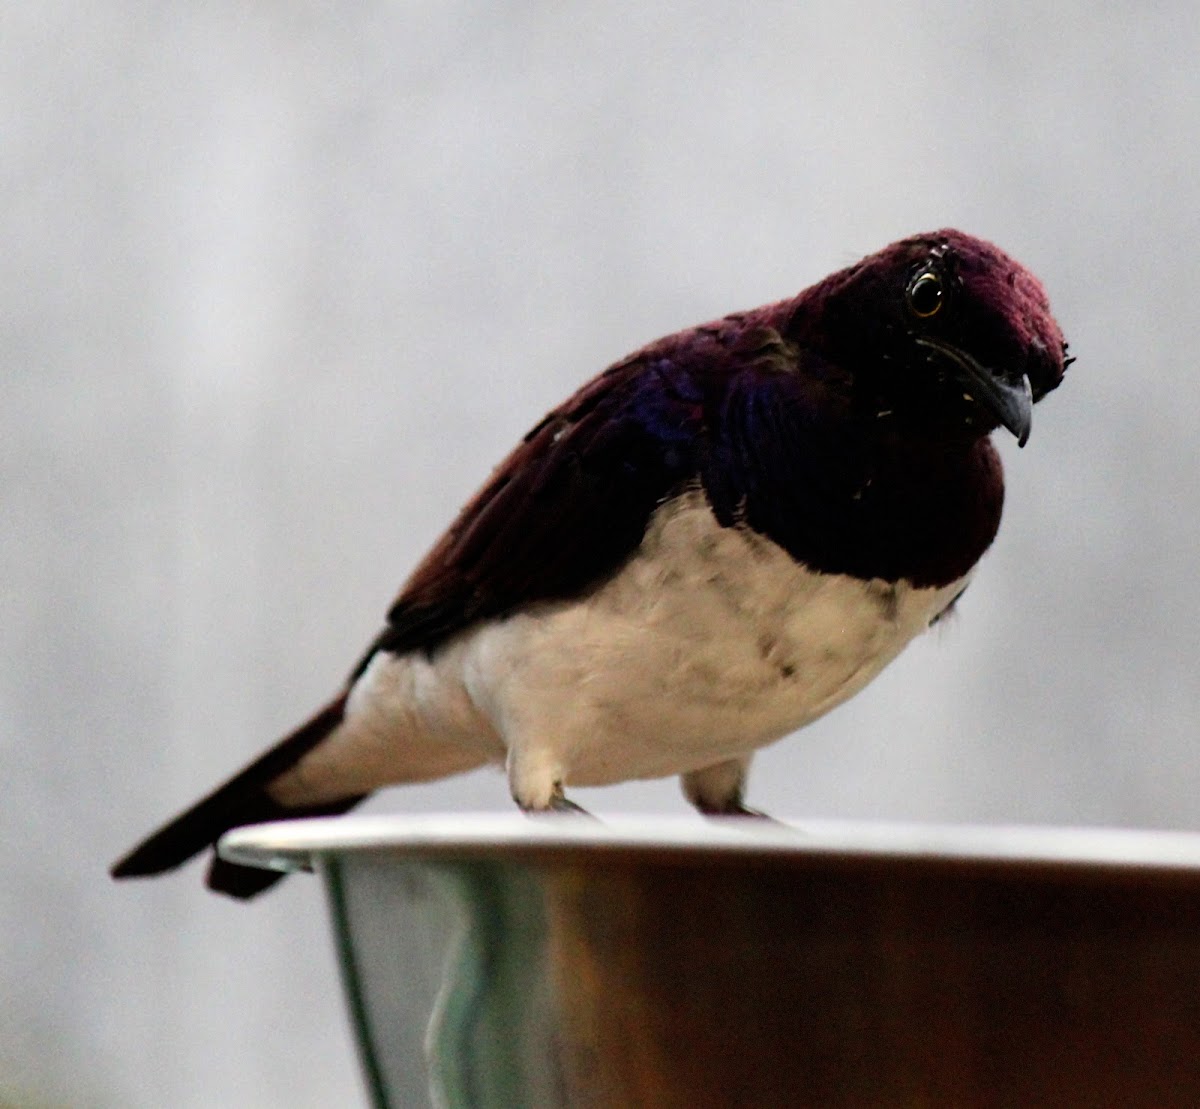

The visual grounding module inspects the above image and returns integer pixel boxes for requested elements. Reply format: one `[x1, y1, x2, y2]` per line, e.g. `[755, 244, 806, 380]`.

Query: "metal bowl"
[221, 816, 1200, 1108]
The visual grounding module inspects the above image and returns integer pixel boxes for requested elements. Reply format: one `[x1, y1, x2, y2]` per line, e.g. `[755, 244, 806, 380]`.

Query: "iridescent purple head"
[799, 229, 1071, 447]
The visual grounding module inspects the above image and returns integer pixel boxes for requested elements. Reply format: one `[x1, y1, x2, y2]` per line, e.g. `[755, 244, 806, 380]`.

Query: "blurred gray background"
[4, 2, 1197, 1105]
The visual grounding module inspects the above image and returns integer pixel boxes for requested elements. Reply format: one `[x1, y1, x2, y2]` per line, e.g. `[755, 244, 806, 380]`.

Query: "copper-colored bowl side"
[542, 851, 1200, 1108]
[220, 817, 1200, 1108]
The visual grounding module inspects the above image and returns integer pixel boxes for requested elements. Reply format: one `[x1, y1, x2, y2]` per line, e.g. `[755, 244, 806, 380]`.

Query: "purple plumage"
[112, 229, 1071, 897]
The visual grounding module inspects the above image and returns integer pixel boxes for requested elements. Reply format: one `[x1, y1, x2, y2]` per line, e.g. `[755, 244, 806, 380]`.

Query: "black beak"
[915, 337, 1034, 447]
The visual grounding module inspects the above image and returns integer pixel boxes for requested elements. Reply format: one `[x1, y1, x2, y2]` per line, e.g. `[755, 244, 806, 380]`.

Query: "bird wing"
[354, 348, 710, 671]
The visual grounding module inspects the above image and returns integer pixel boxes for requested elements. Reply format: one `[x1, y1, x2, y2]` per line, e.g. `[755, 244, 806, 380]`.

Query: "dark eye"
[906, 270, 944, 318]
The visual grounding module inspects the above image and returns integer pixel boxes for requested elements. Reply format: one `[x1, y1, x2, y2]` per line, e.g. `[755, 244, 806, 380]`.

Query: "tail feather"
[111, 694, 365, 899]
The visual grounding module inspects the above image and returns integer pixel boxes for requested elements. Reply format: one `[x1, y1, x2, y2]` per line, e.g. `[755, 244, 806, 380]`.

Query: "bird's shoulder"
[356, 311, 791, 669]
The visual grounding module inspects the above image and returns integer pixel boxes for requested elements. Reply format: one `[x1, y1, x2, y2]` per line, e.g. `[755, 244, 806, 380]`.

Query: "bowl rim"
[218, 813, 1200, 879]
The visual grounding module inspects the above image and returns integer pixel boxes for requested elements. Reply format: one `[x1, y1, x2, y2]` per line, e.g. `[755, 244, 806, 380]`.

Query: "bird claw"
[520, 781, 595, 817]
[696, 799, 778, 821]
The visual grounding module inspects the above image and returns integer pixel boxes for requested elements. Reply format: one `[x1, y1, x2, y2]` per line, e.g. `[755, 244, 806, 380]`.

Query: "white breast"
[458, 491, 969, 786]
[275, 491, 969, 807]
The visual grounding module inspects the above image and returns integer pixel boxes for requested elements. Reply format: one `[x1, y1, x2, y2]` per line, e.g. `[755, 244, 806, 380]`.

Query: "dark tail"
[111, 694, 366, 899]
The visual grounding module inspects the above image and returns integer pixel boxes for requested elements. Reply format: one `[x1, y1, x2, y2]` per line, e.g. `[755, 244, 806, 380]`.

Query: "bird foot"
[519, 781, 595, 817]
[695, 798, 779, 821]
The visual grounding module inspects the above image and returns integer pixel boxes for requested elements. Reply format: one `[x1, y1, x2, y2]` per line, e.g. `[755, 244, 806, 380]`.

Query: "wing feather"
[355, 353, 705, 669]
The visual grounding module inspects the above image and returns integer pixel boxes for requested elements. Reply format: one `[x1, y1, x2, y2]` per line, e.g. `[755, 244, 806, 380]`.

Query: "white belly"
[459, 491, 968, 786]
[275, 492, 968, 805]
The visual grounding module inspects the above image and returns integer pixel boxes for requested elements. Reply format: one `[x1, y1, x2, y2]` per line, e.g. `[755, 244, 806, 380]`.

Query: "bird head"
[800, 229, 1071, 448]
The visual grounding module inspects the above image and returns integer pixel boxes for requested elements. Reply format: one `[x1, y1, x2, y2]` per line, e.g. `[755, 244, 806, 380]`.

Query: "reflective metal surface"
[222, 817, 1200, 1108]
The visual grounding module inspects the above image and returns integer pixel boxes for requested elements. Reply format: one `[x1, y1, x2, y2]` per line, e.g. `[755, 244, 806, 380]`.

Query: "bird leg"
[508, 748, 593, 815]
[682, 757, 771, 818]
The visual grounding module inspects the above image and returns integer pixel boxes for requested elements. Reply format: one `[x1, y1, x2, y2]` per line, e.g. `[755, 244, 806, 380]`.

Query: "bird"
[111, 229, 1071, 898]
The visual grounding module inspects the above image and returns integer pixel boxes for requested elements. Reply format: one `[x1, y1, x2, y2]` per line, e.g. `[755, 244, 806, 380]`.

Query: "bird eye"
[906, 270, 944, 318]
